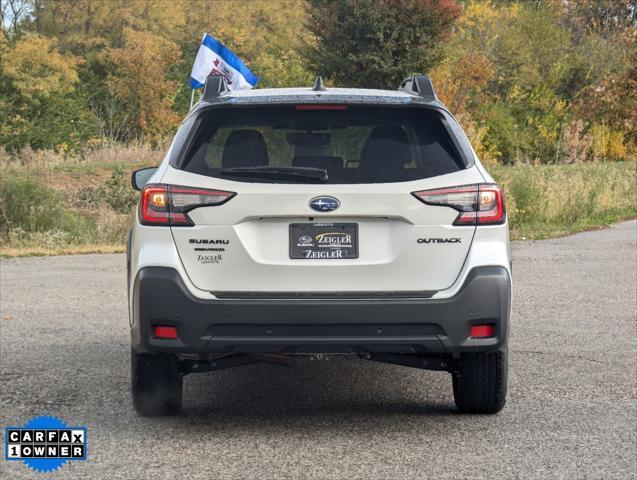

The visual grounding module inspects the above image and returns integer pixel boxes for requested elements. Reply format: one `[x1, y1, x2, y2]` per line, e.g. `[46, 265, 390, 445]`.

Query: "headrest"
[221, 129, 269, 169]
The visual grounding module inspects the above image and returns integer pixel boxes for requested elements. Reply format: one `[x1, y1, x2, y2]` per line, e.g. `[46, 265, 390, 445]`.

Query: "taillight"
[140, 184, 235, 226]
[412, 184, 505, 226]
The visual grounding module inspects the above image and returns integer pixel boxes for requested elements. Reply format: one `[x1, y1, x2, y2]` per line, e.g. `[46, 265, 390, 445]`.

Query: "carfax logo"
[4, 415, 87, 473]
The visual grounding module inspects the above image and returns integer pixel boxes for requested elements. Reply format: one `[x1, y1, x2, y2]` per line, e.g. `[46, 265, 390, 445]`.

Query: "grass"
[0, 144, 161, 257]
[0, 244, 125, 258]
[490, 162, 637, 239]
[0, 145, 635, 257]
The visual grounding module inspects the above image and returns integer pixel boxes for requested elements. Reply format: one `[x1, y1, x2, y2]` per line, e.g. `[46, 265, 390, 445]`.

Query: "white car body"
[129, 163, 510, 300]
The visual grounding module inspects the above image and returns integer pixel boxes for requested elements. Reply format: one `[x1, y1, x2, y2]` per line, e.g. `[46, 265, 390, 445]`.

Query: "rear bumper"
[131, 266, 511, 355]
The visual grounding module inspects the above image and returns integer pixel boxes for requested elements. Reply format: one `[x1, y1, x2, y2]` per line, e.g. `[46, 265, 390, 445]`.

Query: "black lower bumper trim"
[211, 290, 437, 299]
[131, 266, 511, 355]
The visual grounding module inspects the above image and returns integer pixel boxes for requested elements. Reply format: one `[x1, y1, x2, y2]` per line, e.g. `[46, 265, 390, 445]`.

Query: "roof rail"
[398, 75, 437, 101]
[202, 75, 228, 102]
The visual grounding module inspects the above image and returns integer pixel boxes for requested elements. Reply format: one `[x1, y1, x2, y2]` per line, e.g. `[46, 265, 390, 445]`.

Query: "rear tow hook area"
[178, 353, 297, 375]
[361, 353, 459, 372]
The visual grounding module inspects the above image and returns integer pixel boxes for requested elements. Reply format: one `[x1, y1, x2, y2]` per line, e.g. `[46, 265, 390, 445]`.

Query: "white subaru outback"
[128, 75, 511, 416]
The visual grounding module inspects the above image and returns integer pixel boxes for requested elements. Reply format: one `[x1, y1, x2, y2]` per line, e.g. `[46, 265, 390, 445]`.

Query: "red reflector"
[154, 326, 177, 339]
[295, 104, 348, 110]
[470, 324, 495, 338]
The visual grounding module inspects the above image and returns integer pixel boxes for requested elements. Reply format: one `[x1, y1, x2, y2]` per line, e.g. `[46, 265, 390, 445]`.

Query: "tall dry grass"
[0, 143, 165, 252]
[491, 162, 637, 239]
[1, 144, 636, 255]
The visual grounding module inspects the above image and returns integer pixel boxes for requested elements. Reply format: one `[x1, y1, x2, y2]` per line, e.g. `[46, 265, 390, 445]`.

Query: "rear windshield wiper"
[219, 166, 328, 183]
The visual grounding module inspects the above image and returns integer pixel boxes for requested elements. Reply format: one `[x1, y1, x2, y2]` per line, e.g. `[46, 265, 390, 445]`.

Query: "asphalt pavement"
[1, 221, 636, 479]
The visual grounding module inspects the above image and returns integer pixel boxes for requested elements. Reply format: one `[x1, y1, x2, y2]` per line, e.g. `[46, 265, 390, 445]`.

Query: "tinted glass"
[180, 106, 466, 184]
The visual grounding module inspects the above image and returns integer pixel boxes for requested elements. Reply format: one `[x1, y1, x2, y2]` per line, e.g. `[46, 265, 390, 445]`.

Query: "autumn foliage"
[0, 0, 635, 163]
[106, 28, 181, 140]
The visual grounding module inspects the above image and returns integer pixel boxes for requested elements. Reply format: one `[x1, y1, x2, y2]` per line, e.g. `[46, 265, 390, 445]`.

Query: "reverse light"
[140, 184, 236, 226]
[412, 184, 505, 226]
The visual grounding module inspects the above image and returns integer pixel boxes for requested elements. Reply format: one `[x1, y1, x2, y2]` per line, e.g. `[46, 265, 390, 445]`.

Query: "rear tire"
[452, 351, 507, 414]
[131, 351, 183, 416]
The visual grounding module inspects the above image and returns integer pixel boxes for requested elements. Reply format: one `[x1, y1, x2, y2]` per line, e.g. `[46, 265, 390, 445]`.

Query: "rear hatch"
[161, 105, 484, 296]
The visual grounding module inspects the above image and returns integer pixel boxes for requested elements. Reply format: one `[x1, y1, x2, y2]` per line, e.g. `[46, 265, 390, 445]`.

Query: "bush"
[97, 166, 138, 213]
[0, 178, 92, 241]
[1, 178, 65, 232]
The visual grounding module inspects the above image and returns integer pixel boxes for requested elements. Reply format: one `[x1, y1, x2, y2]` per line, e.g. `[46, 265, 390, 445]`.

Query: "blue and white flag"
[189, 33, 258, 91]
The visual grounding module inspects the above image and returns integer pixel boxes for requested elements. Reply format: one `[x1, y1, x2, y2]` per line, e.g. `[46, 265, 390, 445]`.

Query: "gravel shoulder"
[1, 221, 636, 479]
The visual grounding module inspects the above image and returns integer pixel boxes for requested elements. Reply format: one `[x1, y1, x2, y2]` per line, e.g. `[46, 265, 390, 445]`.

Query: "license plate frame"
[289, 223, 359, 260]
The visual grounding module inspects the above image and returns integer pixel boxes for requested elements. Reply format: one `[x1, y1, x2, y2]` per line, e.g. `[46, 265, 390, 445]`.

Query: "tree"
[0, 33, 98, 150]
[31, 0, 186, 52]
[303, 0, 461, 89]
[561, 0, 637, 41]
[0, 0, 30, 38]
[1, 34, 79, 100]
[430, 1, 635, 163]
[106, 28, 181, 141]
[430, 50, 498, 163]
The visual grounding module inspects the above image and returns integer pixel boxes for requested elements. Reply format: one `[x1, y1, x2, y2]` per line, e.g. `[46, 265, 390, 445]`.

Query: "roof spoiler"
[398, 75, 437, 101]
[202, 75, 228, 102]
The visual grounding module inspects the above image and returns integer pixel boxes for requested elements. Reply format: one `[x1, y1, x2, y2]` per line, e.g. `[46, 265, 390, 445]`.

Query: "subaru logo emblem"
[309, 196, 340, 212]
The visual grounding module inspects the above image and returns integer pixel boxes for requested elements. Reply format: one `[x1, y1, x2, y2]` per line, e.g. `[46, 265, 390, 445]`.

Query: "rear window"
[180, 106, 468, 184]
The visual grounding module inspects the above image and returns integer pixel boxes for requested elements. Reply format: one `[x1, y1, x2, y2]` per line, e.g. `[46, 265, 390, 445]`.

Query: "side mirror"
[131, 167, 158, 191]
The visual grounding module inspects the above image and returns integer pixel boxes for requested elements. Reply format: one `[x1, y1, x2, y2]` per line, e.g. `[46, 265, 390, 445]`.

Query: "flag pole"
[189, 89, 196, 109]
